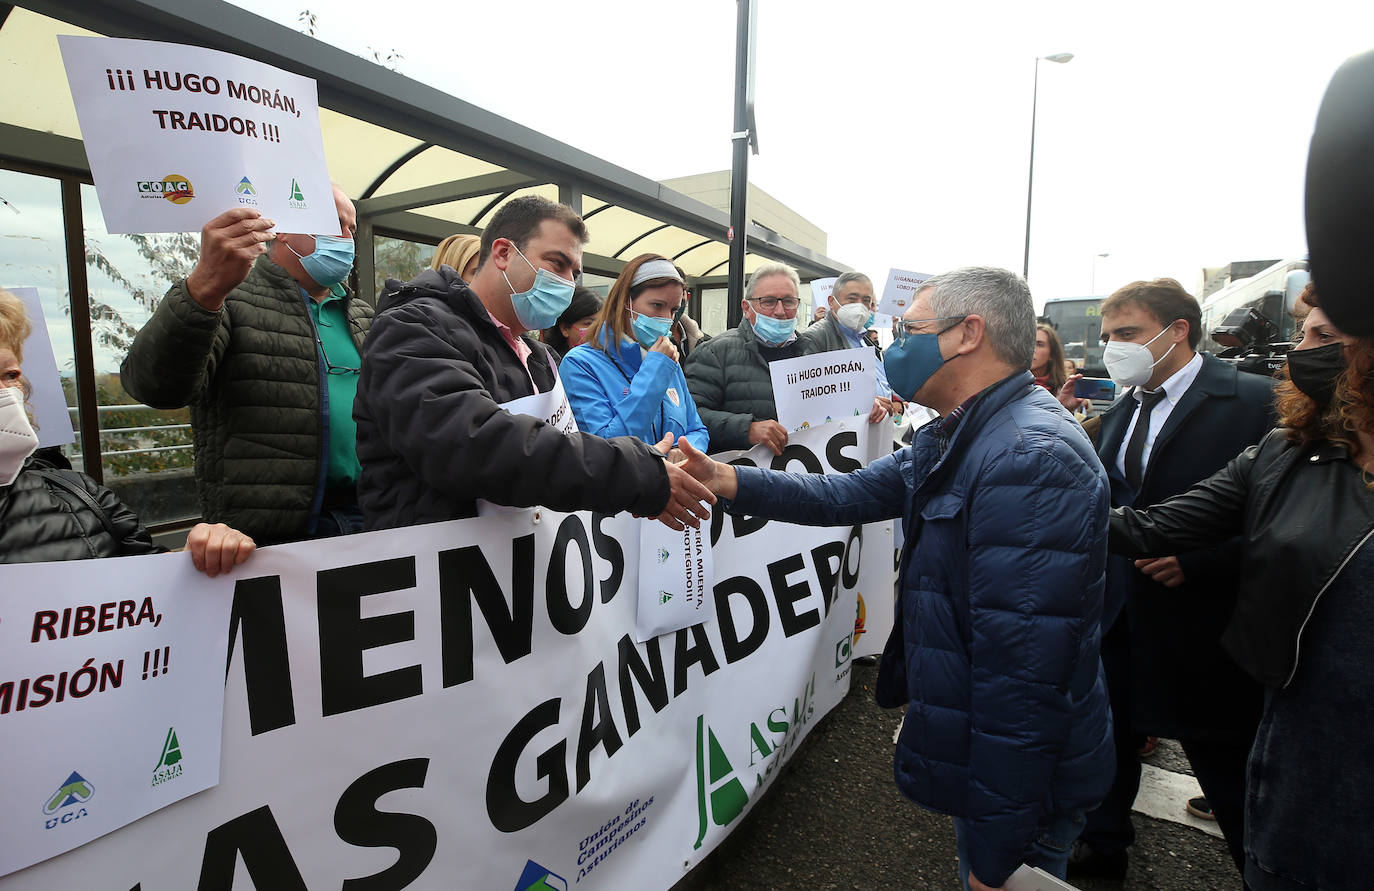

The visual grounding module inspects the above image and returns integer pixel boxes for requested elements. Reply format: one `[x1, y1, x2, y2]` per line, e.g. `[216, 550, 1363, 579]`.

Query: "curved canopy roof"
[0, 0, 849, 282]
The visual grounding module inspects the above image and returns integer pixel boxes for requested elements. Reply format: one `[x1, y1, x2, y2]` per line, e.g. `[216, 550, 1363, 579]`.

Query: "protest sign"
[636, 521, 713, 641]
[809, 277, 837, 308]
[1, 421, 879, 889]
[58, 36, 337, 235]
[770, 346, 876, 433]
[0, 552, 235, 876]
[3, 287, 75, 447]
[479, 378, 579, 518]
[877, 268, 932, 317]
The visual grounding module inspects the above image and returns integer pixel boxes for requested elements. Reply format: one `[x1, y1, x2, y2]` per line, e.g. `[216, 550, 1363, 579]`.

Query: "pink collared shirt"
[487, 309, 538, 394]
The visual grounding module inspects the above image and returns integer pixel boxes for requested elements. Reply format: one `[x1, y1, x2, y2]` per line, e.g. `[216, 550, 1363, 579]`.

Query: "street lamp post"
[1092, 251, 1110, 293]
[1022, 52, 1073, 281]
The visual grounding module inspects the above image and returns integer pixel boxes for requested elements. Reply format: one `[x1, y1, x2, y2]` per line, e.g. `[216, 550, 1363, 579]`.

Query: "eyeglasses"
[894, 315, 968, 345]
[311, 321, 360, 376]
[747, 296, 801, 311]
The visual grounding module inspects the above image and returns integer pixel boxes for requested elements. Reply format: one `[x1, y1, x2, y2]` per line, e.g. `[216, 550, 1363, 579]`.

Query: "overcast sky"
[227, 0, 1373, 307]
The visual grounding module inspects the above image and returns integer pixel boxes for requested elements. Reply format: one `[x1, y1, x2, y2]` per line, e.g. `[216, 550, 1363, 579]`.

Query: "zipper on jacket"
[1283, 523, 1374, 688]
[302, 292, 330, 535]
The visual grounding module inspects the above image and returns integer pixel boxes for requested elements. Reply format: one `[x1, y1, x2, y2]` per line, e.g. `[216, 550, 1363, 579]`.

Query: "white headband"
[630, 260, 683, 289]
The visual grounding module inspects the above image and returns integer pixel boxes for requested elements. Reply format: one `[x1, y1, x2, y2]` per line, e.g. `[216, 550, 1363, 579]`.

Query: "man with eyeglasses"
[121, 184, 372, 544]
[799, 271, 899, 424]
[675, 267, 1113, 890]
[684, 261, 805, 454]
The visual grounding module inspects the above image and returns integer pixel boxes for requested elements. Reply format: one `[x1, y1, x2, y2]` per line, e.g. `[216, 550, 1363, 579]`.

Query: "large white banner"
[0, 553, 234, 876]
[58, 36, 337, 235]
[3, 422, 889, 889]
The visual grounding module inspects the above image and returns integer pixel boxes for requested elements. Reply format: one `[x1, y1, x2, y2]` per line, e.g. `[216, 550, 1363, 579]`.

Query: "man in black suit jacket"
[1070, 279, 1274, 883]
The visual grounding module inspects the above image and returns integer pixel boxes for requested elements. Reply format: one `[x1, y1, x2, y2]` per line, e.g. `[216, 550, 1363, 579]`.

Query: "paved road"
[676, 660, 1239, 890]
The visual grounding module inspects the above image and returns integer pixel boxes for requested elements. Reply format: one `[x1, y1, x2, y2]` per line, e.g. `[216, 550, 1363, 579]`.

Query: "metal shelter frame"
[0, 0, 849, 485]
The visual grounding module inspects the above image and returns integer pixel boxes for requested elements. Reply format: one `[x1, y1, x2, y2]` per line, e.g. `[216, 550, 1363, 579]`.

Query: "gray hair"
[917, 267, 1035, 369]
[745, 261, 801, 300]
[831, 271, 872, 297]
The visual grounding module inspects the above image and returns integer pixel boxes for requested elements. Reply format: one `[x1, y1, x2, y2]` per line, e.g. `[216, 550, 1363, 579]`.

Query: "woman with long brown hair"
[1109, 283, 1374, 890]
[1033, 322, 1069, 394]
[559, 254, 709, 456]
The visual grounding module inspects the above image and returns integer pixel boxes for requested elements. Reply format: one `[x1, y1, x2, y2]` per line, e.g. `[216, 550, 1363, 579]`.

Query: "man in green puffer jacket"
[120, 185, 372, 544]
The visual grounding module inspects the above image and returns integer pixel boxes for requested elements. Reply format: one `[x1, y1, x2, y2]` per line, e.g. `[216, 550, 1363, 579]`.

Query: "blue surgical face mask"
[629, 309, 674, 350]
[752, 313, 797, 346]
[503, 243, 575, 331]
[284, 234, 355, 289]
[884, 317, 966, 400]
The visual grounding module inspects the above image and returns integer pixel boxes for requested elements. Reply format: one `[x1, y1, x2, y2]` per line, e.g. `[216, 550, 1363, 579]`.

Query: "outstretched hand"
[676, 438, 738, 500]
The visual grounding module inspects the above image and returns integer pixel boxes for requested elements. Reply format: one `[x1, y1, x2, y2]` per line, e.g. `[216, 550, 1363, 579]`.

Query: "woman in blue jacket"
[561, 254, 709, 457]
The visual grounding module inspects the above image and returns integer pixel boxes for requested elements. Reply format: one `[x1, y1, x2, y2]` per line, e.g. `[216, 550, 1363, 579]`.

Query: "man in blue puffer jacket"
[677, 267, 1114, 889]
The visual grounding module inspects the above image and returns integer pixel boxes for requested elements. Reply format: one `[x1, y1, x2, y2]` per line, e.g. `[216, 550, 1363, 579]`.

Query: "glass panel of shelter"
[0, 166, 78, 459]
[80, 183, 199, 526]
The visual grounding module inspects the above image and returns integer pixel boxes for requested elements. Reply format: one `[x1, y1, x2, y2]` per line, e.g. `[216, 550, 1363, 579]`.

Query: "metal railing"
[67, 403, 193, 461]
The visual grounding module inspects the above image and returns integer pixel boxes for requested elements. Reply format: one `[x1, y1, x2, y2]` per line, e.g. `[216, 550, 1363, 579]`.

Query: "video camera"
[1210, 303, 1292, 377]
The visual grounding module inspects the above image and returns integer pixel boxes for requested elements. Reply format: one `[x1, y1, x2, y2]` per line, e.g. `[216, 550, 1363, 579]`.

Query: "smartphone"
[1073, 377, 1116, 401]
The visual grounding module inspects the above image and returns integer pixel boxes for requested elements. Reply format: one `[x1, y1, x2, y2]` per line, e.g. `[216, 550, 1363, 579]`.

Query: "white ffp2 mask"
[0, 386, 38, 486]
[1102, 323, 1178, 388]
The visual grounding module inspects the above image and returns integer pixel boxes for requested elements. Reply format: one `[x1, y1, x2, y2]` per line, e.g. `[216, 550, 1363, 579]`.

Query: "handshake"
[649, 434, 740, 532]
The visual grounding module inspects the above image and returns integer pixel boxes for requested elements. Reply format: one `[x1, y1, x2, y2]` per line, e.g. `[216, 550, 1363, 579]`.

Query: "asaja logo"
[43, 771, 93, 815]
[658, 591, 673, 605]
[137, 174, 194, 204]
[513, 859, 567, 891]
[287, 177, 308, 209]
[152, 726, 184, 787]
[692, 674, 817, 850]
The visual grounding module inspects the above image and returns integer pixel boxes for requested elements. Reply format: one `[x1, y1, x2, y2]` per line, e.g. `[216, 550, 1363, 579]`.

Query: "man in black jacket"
[354, 196, 713, 531]
[1070, 279, 1273, 883]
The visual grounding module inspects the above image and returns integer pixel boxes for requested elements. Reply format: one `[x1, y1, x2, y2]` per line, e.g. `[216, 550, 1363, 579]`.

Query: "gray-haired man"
[683, 261, 805, 455]
[677, 268, 1114, 889]
[799, 270, 898, 423]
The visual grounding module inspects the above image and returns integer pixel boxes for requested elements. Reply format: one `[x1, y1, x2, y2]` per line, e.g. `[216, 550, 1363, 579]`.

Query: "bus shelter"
[0, 0, 849, 533]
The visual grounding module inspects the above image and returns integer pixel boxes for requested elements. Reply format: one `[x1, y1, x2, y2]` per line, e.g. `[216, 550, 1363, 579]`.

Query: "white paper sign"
[58, 36, 338, 235]
[809, 277, 837, 307]
[877, 268, 932, 317]
[1005, 864, 1082, 890]
[3, 287, 75, 447]
[0, 552, 236, 875]
[501, 376, 578, 434]
[769, 347, 876, 433]
[636, 521, 713, 642]
[479, 377, 579, 517]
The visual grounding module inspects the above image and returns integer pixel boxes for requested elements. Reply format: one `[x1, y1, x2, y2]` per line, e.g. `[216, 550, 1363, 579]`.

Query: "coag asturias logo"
[137, 174, 194, 204]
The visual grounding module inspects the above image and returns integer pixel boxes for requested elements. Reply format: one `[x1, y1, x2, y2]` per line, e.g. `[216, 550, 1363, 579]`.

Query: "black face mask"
[1286, 341, 1347, 407]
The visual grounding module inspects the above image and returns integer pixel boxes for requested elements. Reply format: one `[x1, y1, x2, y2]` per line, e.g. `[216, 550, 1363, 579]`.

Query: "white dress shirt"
[1114, 351, 1204, 480]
